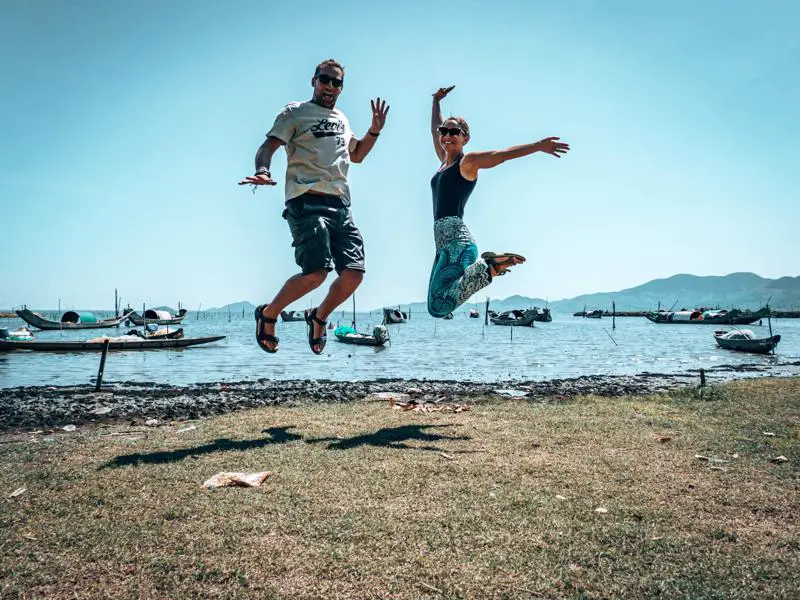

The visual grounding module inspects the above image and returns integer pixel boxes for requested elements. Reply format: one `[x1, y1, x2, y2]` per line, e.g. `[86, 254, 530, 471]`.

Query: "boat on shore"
[383, 308, 408, 324]
[16, 308, 129, 331]
[123, 308, 188, 326]
[645, 306, 769, 325]
[0, 334, 225, 352]
[713, 329, 780, 354]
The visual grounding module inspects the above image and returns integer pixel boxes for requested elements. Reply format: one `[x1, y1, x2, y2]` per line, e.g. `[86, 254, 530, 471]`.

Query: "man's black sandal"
[254, 304, 279, 353]
[305, 308, 328, 355]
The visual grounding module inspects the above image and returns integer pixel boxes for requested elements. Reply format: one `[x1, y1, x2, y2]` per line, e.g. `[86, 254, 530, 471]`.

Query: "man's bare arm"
[238, 136, 285, 186]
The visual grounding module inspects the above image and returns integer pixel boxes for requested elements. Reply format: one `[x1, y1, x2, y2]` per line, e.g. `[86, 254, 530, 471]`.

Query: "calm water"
[1, 311, 798, 389]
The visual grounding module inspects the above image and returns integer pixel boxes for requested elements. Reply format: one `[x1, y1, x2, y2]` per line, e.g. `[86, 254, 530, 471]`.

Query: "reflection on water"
[0, 312, 797, 388]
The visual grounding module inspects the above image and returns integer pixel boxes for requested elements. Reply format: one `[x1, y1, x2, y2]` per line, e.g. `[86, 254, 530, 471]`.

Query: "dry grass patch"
[1, 378, 798, 599]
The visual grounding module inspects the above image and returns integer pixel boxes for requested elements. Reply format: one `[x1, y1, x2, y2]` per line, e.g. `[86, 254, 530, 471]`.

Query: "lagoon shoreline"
[0, 366, 788, 432]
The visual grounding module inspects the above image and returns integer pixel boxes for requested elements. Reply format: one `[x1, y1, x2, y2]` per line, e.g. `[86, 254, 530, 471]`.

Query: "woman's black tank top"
[430, 156, 477, 220]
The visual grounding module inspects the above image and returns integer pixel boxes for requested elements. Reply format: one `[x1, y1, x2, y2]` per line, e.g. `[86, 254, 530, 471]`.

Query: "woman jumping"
[426, 85, 570, 318]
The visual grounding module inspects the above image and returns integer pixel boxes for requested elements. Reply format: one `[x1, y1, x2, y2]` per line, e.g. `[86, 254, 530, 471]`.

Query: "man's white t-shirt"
[267, 101, 358, 205]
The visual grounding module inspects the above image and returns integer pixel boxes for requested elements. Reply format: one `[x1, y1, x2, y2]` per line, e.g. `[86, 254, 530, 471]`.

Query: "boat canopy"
[144, 309, 172, 320]
[670, 311, 700, 321]
[720, 329, 756, 340]
[61, 311, 97, 323]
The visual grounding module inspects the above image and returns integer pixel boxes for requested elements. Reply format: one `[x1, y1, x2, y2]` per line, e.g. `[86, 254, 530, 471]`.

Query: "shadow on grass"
[305, 424, 470, 451]
[101, 426, 303, 468]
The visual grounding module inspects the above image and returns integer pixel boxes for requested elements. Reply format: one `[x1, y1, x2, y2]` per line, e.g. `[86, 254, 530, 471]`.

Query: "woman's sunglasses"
[438, 126, 463, 136]
[316, 74, 343, 88]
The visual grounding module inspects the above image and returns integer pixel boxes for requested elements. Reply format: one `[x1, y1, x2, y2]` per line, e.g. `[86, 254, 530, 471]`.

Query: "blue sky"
[1, 0, 798, 311]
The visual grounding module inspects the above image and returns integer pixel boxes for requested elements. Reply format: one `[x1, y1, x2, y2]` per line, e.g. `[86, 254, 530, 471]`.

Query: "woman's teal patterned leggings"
[427, 217, 492, 318]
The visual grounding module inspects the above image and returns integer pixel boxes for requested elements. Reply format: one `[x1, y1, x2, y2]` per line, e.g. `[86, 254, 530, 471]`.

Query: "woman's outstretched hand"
[535, 137, 570, 158]
[433, 86, 455, 102]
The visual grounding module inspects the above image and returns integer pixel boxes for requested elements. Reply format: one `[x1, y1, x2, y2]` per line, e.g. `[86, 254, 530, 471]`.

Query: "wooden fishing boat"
[532, 307, 552, 322]
[334, 325, 389, 347]
[645, 306, 769, 325]
[123, 308, 188, 326]
[490, 309, 536, 327]
[443, 312, 454, 320]
[16, 308, 129, 331]
[469, 309, 480, 318]
[713, 329, 780, 354]
[280, 310, 306, 322]
[584, 309, 603, 319]
[383, 308, 408, 324]
[0, 335, 225, 352]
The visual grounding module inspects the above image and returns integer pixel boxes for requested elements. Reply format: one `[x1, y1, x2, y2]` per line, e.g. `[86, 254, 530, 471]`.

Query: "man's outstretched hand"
[369, 98, 390, 134]
[238, 173, 277, 186]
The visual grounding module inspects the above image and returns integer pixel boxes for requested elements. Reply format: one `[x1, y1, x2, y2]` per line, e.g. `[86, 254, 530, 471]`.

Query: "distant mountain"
[386, 273, 800, 315]
[205, 273, 800, 318]
[203, 300, 257, 314]
[548, 272, 799, 313]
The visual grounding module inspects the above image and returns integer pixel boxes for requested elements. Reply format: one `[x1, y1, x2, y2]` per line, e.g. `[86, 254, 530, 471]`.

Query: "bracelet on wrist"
[255, 167, 271, 177]
[368, 130, 380, 137]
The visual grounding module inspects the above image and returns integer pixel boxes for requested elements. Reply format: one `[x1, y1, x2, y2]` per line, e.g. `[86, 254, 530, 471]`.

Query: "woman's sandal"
[254, 304, 279, 354]
[305, 308, 328, 355]
[481, 251, 526, 277]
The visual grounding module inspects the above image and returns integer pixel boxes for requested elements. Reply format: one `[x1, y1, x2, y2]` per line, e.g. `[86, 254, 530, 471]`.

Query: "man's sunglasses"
[438, 126, 463, 136]
[316, 74, 343, 88]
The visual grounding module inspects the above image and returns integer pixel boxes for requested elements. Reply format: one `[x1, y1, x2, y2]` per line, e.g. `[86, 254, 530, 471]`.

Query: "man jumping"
[239, 59, 389, 355]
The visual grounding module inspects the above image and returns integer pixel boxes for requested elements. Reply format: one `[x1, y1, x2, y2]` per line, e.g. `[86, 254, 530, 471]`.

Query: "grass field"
[1, 378, 797, 599]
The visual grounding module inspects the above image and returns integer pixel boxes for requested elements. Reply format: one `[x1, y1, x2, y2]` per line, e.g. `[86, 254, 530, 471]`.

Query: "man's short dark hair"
[314, 59, 345, 78]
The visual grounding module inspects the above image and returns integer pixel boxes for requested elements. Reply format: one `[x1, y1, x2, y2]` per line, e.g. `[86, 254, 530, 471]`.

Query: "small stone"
[144, 419, 159, 427]
[771, 456, 788, 463]
[62, 424, 77, 432]
[595, 507, 608, 514]
[91, 406, 113, 415]
[762, 432, 776, 437]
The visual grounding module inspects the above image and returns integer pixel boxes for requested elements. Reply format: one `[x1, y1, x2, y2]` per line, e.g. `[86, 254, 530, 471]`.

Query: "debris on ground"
[202, 471, 272, 490]
[494, 389, 528, 398]
[388, 397, 471, 413]
[7, 487, 26, 499]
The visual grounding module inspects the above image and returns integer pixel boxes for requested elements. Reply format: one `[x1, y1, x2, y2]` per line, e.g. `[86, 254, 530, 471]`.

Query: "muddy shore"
[1, 362, 791, 432]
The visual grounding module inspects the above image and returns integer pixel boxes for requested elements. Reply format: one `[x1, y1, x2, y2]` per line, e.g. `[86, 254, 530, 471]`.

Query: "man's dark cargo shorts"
[283, 193, 366, 275]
